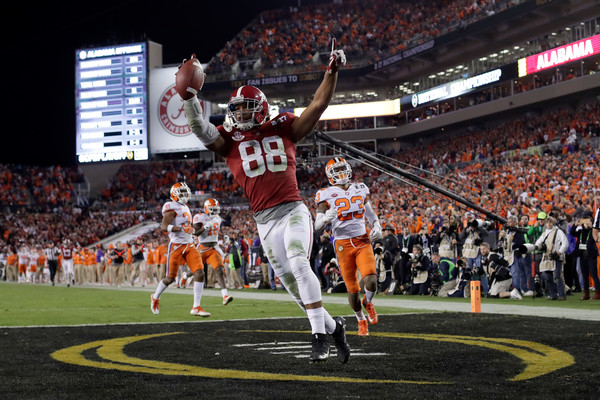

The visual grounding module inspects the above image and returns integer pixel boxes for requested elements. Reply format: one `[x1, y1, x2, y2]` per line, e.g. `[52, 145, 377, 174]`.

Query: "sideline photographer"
[432, 253, 468, 297]
[395, 226, 417, 293]
[459, 212, 491, 277]
[527, 212, 547, 296]
[433, 220, 458, 263]
[408, 244, 432, 295]
[499, 215, 533, 297]
[570, 213, 600, 300]
[530, 216, 569, 300]
[480, 243, 515, 298]
[373, 240, 394, 294]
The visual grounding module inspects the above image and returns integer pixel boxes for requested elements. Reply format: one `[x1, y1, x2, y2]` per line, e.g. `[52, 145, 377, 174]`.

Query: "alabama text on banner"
[518, 34, 600, 77]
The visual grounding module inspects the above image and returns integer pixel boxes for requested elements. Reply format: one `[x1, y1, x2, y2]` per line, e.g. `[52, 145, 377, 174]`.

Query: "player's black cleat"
[331, 316, 351, 364]
[309, 333, 330, 363]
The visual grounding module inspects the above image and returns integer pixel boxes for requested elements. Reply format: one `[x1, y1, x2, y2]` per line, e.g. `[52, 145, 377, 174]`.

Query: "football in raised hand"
[175, 54, 205, 100]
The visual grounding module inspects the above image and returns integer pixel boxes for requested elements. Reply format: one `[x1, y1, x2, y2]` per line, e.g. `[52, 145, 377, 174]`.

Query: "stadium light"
[295, 99, 401, 120]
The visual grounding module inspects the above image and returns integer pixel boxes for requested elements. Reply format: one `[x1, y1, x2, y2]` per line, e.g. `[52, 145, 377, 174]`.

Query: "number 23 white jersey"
[315, 182, 370, 240]
[161, 201, 193, 244]
[193, 213, 222, 244]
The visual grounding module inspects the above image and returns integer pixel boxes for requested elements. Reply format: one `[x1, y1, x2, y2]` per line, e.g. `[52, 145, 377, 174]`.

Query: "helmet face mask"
[170, 182, 191, 205]
[204, 198, 220, 216]
[226, 85, 269, 131]
[326, 157, 352, 185]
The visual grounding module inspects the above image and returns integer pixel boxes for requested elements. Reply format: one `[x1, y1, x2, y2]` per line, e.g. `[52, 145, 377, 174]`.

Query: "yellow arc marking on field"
[257, 330, 575, 381]
[51, 330, 574, 383]
[50, 332, 439, 384]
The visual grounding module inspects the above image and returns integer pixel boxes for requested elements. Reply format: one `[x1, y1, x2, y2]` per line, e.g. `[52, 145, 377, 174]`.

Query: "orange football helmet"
[170, 182, 191, 205]
[204, 198, 220, 216]
[325, 157, 352, 185]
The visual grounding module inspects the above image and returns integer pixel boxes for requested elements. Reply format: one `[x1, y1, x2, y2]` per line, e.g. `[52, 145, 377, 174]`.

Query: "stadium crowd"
[1, 99, 599, 299]
[206, 0, 514, 78]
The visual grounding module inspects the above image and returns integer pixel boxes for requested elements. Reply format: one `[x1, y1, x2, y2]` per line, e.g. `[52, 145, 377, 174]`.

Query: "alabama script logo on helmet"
[158, 85, 205, 137]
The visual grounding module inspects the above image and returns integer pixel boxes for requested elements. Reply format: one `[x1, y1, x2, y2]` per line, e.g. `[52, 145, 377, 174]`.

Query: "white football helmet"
[204, 198, 220, 216]
[170, 182, 191, 205]
[325, 157, 352, 185]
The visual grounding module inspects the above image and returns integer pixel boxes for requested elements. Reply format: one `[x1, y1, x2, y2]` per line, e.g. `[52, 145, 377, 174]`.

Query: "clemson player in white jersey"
[150, 182, 210, 317]
[314, 157, 383, 336]
[193, 198, 233, 306]
[181, 39, 350, 363]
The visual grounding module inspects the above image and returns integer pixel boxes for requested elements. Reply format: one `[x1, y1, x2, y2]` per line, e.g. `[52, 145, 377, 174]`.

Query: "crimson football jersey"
[218, 112, 302, 213]
[60, 246, 73, 260]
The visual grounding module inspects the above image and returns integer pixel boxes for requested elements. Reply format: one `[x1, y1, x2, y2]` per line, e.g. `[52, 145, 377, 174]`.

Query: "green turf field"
[0, 282, 421, 326]
[1, 281, 598, 327]
[1, 281, 600, 400]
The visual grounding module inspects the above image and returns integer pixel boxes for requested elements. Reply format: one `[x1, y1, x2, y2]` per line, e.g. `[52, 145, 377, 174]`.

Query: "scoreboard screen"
[75, 42, 149, 163]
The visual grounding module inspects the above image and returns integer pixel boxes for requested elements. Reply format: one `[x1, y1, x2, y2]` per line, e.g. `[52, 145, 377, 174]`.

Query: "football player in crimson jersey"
[60, 239, 75, 287]
[182, 39, 350, 363]
[193, 198, 233, 305]
[314, 158, 383, 336]
[151, 182, 211, 317]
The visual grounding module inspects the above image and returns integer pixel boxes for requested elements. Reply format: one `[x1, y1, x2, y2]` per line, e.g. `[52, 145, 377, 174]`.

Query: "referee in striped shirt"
[594, 207, 600, 244]
[44, 242, 60, 286]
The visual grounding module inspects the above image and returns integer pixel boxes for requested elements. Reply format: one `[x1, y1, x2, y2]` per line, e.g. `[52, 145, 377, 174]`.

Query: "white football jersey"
[193, 213, 222, 244]
[161, 201, 193, 244]
[17, 251, 29, 265]
[315, 182, 370, 240]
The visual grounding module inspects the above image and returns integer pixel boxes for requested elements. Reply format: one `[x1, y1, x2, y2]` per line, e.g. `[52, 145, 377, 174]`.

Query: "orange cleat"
[150, 295, 160, 315]
[357, 319, 369, 336]
[190, 306, 211, 317]
[362, 297, 378, 325]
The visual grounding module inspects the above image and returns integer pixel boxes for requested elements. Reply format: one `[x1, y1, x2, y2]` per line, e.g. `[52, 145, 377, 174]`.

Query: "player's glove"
[369, 221, 383, 241]
[327, 38, 346, 74]
[315, 207, 338, 231]
[324, 207, 338, 223]
[182, 225, 194, 234]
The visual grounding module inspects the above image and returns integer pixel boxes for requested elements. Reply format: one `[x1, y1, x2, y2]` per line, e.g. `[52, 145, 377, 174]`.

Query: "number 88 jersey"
[315, 183, 370, 240]
[218, 112, 302, 213]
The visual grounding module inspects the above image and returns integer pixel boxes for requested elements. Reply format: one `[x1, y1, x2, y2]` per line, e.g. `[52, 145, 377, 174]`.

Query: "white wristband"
[184, 97, 220, 146]
[167, 225, 174, 232]
[314, 213, 326, 231]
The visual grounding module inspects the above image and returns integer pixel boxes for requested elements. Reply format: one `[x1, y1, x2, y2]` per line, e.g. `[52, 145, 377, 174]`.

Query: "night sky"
[2, 0, 314, 166]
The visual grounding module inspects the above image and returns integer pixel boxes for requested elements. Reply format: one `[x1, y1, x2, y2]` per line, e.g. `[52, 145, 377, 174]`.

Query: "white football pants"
[257, 202, 321, 309]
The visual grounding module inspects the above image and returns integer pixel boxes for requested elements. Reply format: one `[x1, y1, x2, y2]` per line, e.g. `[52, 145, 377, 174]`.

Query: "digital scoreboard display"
[75, 42, 149, 163]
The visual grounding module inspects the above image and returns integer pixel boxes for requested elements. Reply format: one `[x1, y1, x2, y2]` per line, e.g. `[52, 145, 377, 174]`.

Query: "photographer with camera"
[324, 258, 346, 294]
[527, 212, 547, 297]
[480, 242, 515, 299]
[432, 219, 459, 263]
[415, 226, 432, 257]
[380, 226, 399, 290]
[432, 253, 468, 297]
[395, 226, 418, 294]
[373, 240, 394, 294]
[460, 212, 490, 294]
[317, 233, 336, 292]
[500, 215, 534, 298]
[570, 213, 600, 300]
[534, 216, 569, 300]
[408, 244, 433, 295]
[519, 214, 536, 294]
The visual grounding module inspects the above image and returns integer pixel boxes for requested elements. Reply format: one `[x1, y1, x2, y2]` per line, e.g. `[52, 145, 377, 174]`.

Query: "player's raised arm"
[291, 38, 346, 142]
[175, 55, 229, 157]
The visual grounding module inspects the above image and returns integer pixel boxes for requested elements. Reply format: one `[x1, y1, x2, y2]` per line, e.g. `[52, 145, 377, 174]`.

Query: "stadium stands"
[1, 0, 600, 293]
[205, 0, 515, 80]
